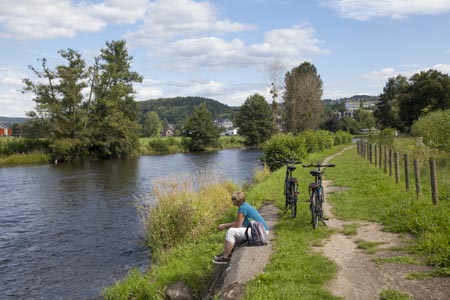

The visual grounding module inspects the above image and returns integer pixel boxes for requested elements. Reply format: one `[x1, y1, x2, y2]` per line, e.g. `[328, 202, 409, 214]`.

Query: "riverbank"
[103, 143, 449, 299]
[0, 136, 248, 167]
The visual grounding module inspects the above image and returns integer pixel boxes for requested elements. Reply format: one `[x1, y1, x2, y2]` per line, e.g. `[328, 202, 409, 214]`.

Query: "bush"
[411, 110, 450, 153]
[262, 133, 307, 170]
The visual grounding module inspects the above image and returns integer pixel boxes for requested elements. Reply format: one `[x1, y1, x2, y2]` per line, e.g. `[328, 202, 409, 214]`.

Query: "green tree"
[184, 102, 220, 151]
[142, 111, 162, 137]
[398, 69, 450, 131]
[23, 40, 142, 160]
[374, 75, 408, 129]
[283, 62, 324, 133]
[89, 40, 143, 158]
[411, 109, 450, 152]
[354, 110, 376, 129]
[235, 93, 275, 145]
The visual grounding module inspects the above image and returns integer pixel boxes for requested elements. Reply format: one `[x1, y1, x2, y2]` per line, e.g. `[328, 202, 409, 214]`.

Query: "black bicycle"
[302, 163, 335, 229]
[277, 159, 301, 218]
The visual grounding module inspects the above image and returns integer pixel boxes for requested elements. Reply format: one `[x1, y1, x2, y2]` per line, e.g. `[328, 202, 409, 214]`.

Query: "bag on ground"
[245, 220, 268, 246]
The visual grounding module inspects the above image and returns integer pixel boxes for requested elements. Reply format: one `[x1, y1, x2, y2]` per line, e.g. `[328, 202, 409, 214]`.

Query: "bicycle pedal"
[322, 217, 329, 220]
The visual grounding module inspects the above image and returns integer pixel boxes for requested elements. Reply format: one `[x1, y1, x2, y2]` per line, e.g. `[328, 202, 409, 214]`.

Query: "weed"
[372, 256, 424, 266]
[379, 288, 411, 300]
[342, 223, 359, 235]
[356, 240, 386, 254]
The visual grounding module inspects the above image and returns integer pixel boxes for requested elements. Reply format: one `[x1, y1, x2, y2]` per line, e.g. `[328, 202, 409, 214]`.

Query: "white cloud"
[0, 88, 34, 117]
[363, 67, 396, 80]
[0, 0, 106, 39]
[322, 0, 450, 20]
[156, 24, 329, 70]
[125, 0, 255, 45]
[0, 67, 26, 85]
[431, 63, 450, 73]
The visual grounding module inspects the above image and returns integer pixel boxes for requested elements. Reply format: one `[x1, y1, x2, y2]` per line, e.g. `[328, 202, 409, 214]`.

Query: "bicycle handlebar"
[275, 159, 301, 165]
[302, 163, 336, 168]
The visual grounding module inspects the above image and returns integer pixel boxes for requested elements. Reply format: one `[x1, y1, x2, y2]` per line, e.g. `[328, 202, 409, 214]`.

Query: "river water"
[0, 149, 263, 299]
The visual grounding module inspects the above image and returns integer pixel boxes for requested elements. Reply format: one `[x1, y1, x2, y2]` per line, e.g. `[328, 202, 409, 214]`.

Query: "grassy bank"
[0, 152, 50, 166]
[139, 136, 246, 155]
[103, 142, 447, 299]
[102, 145, 349, 299]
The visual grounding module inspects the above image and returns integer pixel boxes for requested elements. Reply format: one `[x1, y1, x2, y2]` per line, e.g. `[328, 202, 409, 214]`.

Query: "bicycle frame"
[303, 163, 335, 228]
[278, 159, 300, 218]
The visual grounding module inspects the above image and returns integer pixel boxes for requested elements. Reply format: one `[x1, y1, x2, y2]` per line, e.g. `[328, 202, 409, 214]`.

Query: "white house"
[221, 127, 238, 136]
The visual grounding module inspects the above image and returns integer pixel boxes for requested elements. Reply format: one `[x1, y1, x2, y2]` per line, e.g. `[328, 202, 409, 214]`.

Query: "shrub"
[262, 133, 307, 170]
[411, 110, 450, 153]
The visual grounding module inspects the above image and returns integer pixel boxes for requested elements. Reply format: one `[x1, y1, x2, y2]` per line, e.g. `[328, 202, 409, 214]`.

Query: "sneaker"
[212, 256, 231, 265]
[214, 252, 232, 260]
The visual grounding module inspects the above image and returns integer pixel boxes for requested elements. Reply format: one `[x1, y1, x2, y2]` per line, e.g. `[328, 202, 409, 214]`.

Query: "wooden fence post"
[384, 146, 387, 173]
[414, 159, 421, 198]
[379, 144, 382, 169]
[430, 160, 438, 205]
[369, 143, 373, 163]
[374, 145, 378, 166]
[394, 152, 400, 183]
[389, 148, 393, 176]
[404, 154, 410, 191]
[357, 140, 360, 155]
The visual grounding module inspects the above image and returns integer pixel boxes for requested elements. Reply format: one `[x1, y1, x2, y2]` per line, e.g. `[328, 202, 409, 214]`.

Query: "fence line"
[357, 140, 441, 205]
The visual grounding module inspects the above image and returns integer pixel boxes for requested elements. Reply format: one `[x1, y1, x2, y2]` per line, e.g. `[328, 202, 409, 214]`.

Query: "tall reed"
[139, 170, 236, 257]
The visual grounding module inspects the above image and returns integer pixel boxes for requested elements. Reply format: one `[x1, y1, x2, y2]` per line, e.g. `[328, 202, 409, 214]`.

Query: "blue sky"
[1, 0, 450, 117]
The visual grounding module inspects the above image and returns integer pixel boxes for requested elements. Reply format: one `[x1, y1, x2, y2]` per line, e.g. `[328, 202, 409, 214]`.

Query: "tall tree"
[23, 40, 142, 160]
[398, 69, 450, 131]
[184, 102, 220, 151]
[235, 93, 275, 145]
[283, 62, 324, 133]
[141, 111, 162, 137]
[89, 40, 143, 158]
[23, 49, 88, 140]
[374, 75, 408, 129]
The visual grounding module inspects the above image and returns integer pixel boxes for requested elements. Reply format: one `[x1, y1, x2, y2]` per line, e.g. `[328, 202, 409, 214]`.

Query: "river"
[0, 149, 263, 299]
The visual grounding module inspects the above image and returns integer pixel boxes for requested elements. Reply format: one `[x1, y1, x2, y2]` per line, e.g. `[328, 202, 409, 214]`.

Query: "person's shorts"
[225, 227, 269, 243]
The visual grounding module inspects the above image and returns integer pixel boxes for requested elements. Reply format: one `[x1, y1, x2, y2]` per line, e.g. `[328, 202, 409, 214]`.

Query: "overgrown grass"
[342, 223, 359, 235]
[327, 147, 450, 275]
[0, 152, 50, 166]
[356, 240, 386, 254]
[373, 256, 424, 266]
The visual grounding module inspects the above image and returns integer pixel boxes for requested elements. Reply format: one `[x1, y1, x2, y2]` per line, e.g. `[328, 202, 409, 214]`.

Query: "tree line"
[12, 39, 450, 158]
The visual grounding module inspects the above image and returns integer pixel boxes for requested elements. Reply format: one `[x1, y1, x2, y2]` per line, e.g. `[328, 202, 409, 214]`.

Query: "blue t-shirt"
[238, 202, 269, 231]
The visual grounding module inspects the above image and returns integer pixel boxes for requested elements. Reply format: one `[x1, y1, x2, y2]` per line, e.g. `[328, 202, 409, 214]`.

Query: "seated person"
[213, 191, 269, 265]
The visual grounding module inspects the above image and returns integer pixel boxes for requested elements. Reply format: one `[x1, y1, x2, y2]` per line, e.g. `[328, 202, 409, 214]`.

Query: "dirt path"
[318, 147, 450, 300]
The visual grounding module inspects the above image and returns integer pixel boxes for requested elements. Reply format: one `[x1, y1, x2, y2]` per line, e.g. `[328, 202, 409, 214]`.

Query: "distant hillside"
[137, 96, 237, 125]
[0, 116, 29, 127]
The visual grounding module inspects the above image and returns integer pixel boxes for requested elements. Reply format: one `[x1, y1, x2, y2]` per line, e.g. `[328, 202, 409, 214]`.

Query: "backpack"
[245, 220, 268, 246]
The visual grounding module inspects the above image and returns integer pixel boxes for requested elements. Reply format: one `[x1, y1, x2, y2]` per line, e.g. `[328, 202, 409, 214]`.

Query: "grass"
[379, 288, 411, 300]
[373, 256, 424, 266]
[103, 140, 449, 299]
[0, 152, 50, 166]
[342, 223, 359, 235]
[327, 147, 450, 274]
[356, 240, 386, 254]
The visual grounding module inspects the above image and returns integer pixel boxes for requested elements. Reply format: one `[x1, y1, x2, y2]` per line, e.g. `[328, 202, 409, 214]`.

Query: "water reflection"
[0, 149, 262, 299]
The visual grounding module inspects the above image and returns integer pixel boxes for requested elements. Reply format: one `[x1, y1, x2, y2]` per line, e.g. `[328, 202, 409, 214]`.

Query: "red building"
[0, 126, 12, 137]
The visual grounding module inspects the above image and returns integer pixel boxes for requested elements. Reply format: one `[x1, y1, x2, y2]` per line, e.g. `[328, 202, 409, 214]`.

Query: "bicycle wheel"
[317, 188, 324, 220]
[311, 190, 319, 229]
[283, 181, 289, 210]
[289, 183, 297, 218]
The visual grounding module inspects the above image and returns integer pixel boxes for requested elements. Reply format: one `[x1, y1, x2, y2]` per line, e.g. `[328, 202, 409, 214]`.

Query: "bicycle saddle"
[310, 170, 322, 176]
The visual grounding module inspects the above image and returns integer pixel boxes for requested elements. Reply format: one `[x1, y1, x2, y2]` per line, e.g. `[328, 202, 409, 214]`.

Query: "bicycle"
[277, 159, 301, 218]
[302, 163, 335, 229]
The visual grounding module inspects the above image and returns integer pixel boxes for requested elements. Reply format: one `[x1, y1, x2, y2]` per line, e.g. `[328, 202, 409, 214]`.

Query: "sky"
[1, 0, 450, 118]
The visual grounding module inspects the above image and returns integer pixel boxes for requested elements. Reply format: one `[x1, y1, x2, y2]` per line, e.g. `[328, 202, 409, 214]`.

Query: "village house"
[214, 118, 234, 129]
[0, 125, 12, 137]
[220, 127, 239, 136]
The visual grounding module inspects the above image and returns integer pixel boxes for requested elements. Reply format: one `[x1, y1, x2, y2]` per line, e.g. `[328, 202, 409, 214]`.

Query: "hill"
[137, 96, 237, 125]
[0, 116, 29, 127]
